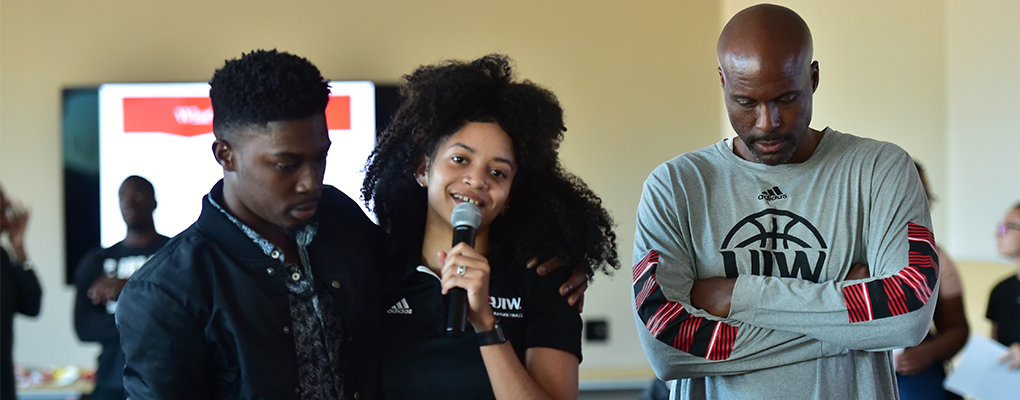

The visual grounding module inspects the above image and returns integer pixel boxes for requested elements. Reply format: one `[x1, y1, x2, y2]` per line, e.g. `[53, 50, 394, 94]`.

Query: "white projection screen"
[97, 82, 376, 247]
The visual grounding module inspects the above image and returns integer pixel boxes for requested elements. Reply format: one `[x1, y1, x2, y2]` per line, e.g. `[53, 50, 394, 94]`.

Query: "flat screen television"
[62, 82, 400, 283]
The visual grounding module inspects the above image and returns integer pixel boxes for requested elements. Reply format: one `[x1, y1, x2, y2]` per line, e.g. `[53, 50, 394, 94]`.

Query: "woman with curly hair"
[362, 54, 618, 399]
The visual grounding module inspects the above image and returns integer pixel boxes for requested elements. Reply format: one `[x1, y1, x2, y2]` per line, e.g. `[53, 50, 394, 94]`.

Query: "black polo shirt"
[987, 274, 1020, 347]
[380, 247, 582, 399]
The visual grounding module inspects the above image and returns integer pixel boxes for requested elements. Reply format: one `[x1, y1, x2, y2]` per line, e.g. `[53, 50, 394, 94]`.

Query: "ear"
[213, 140, 237, 172]
[810, 61, 819, 93]
[415, 156, 429, 187]
[718, 66, 726, 88]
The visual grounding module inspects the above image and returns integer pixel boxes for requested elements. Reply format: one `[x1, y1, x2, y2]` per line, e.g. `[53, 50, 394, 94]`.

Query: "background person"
[987, 202, 1020, 370]
[74, 175, 169, 400]
[362, 54, 619, 399]
[0, 184, 42, 400]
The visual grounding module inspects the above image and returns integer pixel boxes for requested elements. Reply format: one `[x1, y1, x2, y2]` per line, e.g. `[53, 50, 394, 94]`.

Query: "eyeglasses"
[999, 222, 1020, 236]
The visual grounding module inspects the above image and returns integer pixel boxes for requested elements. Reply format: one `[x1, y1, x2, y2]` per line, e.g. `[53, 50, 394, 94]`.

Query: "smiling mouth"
[452, 194, 482, 207]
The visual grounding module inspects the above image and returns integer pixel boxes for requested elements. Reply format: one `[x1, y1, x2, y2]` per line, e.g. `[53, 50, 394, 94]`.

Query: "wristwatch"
[476, 319, 507, 346]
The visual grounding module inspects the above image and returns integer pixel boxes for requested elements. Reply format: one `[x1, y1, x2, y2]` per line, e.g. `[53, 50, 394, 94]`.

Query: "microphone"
[447, 202, 481, 338]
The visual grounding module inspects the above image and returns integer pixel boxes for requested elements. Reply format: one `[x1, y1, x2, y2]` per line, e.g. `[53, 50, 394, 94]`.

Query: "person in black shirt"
[74, 176, 169, 400]
[987, 202, 1020, 370]
[0, 184, 42, 400]
[362, 54, 619, 399]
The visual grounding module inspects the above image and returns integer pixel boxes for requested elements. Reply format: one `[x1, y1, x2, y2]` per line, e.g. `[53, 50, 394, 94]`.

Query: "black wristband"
[476, 319, 507, 346]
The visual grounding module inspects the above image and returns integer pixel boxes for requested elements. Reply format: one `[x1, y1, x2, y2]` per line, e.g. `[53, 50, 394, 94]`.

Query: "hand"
[527, 257, 588, 311]
[894, 346, 937, 375]
[846, 263, 870, 280]
[690, 277, 736, 318]
[1000, 343, 1020, 370]
[440, 243, 496, 332]
[5, 201, 29, 262]
[88, 276, 128, 305]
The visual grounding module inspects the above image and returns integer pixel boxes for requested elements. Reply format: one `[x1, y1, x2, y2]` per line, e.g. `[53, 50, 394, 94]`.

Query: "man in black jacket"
[75, 176, 169, 400]
[116, 50, 390, 400]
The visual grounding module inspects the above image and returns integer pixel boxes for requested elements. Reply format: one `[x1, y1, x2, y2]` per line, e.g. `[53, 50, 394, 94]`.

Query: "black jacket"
[116, 182, 391, 400]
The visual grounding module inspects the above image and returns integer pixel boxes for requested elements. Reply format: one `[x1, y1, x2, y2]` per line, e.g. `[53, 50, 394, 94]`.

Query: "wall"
[945, 0, 1020, 261]
[0, 0, 720, 372]
[944, 0, 1020, 359]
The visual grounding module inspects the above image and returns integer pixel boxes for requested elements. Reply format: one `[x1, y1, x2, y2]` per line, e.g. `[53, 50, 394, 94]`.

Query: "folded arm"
[724, 151, 938, 351]
[632, 170, 847, 380]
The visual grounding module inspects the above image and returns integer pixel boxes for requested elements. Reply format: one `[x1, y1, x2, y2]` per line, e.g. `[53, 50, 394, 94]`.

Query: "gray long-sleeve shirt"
[632, 128, 939, 400]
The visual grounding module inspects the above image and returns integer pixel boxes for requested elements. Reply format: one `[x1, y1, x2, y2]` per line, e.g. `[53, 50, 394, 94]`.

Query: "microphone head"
[451, 202, 482, 229]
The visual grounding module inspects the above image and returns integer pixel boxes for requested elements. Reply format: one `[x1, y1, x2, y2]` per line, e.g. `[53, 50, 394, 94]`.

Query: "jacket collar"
[196, 180, 290, 265]
[206, 182, 317, 263]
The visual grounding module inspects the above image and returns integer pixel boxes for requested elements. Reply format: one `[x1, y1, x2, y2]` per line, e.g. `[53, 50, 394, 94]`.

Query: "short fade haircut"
[209, 49, 330, 141]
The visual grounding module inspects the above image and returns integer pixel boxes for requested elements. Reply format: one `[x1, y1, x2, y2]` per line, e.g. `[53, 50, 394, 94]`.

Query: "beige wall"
[1, 0, 1017, 379]
[945, 0, 1020, 260]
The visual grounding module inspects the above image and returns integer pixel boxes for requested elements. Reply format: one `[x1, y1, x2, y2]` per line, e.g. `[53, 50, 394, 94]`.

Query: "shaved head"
[717, 4, 821, 165]
[717, 4, 813, 72]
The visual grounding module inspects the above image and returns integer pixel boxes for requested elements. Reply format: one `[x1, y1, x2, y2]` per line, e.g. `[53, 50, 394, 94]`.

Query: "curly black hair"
[209, 49, 330, 140]
[362, 54, 619, 279]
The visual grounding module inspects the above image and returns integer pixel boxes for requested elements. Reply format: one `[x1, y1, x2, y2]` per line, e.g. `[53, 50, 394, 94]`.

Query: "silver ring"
[457, 265, 467, 276]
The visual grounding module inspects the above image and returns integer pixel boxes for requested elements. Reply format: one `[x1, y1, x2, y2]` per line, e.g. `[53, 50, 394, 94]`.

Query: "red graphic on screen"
[123, 96, 352, 137]
[325, 96, 351, 130]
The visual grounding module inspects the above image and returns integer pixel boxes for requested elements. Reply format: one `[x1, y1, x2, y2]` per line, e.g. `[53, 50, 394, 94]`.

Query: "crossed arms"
[632, 152, 938, 380]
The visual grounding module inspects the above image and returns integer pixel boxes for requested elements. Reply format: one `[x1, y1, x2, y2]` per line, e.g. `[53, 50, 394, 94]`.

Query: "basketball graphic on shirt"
[720, 209, 828, 282]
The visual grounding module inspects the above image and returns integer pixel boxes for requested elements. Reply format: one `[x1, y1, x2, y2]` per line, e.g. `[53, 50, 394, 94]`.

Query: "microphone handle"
[452, 226, 476, 248]
[446, 289, 468, 338]
[447, 225, 476, 337]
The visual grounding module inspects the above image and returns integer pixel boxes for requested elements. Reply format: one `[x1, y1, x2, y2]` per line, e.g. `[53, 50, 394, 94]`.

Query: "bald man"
[631, 4, 938, 399]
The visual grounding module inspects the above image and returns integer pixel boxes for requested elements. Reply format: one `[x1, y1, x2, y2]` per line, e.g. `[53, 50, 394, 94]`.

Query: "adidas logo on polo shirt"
[758, 186, 788, 201]
[387, 298, 412, 315]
